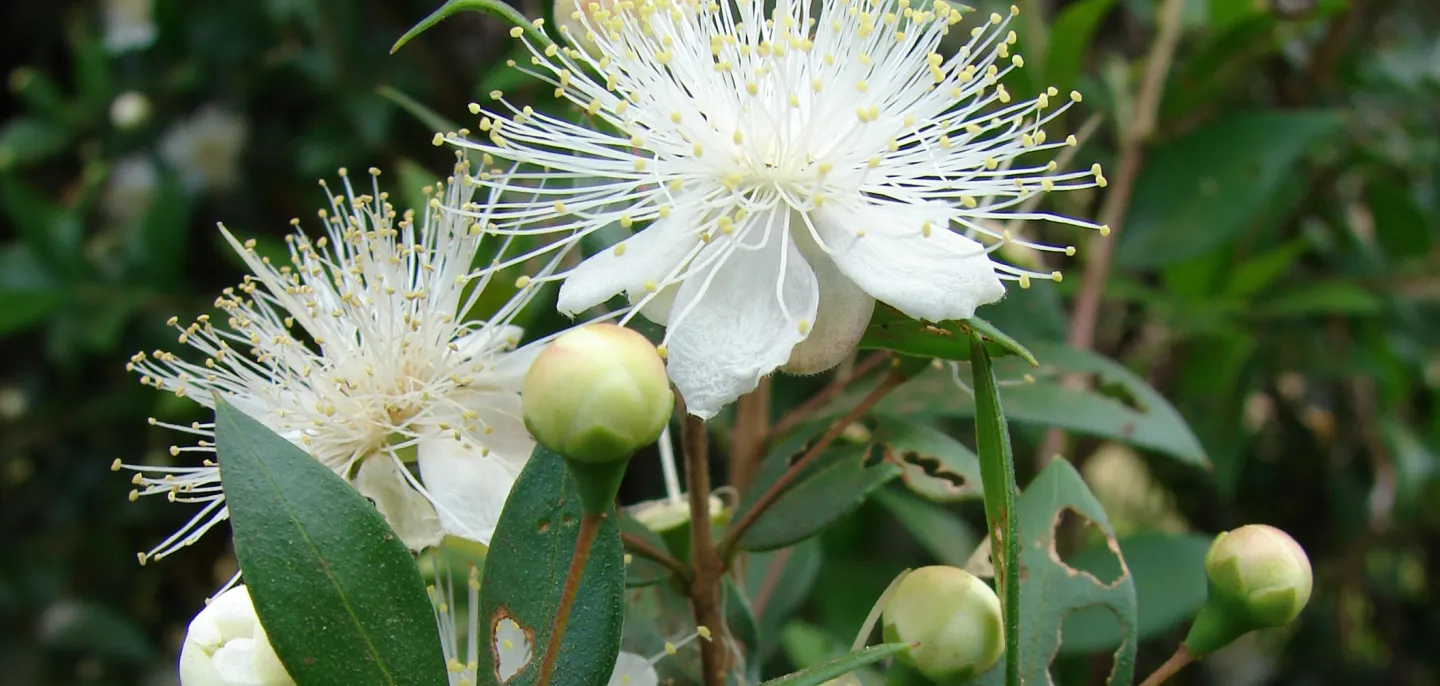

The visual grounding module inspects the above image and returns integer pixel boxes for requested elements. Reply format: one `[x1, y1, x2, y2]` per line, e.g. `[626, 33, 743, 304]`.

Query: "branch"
[728, 379, 772, 496]
[720, 363, 910, 560]
[683, 414, 728, 686]
[1136, 645, 1195, 686]
[768, 351, 889, 440]
[620, 531, 691, 581]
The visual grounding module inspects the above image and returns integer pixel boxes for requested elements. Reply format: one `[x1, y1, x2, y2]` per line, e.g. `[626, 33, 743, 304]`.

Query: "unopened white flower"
[431, 566, 699, 686]
[178, 586, 295, 686]
[102, 0, 157, 53]
[448, 0, 1106, 417]
[115, 164, 549, 562]
[161, 106, 248, 193]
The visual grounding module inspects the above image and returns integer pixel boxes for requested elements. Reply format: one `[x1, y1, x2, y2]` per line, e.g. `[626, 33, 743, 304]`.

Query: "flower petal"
[416, 433, 522, 545]
[782, 227, 877, 375]
[665, 211, 819, 419]
[484, 341, 546, 391]
[556, 210, 700, 316]
[607, 652, 659, 686]
[352, 456, 444, 551]
[815, 203, 1005, 322]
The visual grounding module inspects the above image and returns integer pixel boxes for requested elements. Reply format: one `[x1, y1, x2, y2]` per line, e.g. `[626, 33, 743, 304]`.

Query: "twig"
[768, 351, 889, 440]
[729, 379, 772, 496]
[684, 414, 728, 686]
[620, 531, 691, 581]
[1039, 0, 1188, 465]
[536, 513, 603, 686]
[748, 546, 794, 618]
[720, 363, 911, 560]
[1136, 644, 1195, 686]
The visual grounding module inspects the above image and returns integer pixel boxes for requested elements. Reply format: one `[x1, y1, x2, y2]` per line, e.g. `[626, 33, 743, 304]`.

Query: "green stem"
[536, 512, 603, 686]
[969, 333, 1021, 686]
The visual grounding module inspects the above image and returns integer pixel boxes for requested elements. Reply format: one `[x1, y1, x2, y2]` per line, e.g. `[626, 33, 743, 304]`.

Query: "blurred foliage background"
[0, 0, 1436, 684]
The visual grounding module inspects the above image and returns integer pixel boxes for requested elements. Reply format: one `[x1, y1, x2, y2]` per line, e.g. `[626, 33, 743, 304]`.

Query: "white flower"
[431, 564, 694, 686]
[101, 0, 157, 53]
[178, 586, 295, 686]
[448, 0, 1107, 418]
[115, 164, 550, 562]
[102, 154, 159, 228]
[161, 106, 248, 194]
[111, 91, 153, 130]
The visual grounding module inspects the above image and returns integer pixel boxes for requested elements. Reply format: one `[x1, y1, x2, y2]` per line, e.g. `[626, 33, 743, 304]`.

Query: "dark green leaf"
[1116, 111, 1344, 268]
[1043, 0, 1118, 94]
[859, 308, 1037, 366]
[873, 343, 1209, 466]
[725, 576, 763, 684]
[761, 643, 913, 686]
[377, 86, 460, 135]
[125, 179, 191, 289]
[745, 539, 823, 661]
[1059, 533, 1211, 653]
[1222, 240, 1308, 299]
[734, 429, 901, 552]
[969, 334, 1021, 686]
[872, 416, 983, 502]
[1256, 281, 1383, 317]
[0, 116, 72, 170]
[214, 399, 448, 686]
[477, 446, 624, 686]
[873, 488, 977, 567]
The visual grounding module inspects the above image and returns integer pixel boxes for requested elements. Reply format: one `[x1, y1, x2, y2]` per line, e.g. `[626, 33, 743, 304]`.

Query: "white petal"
[607, 652, 659, 686]
[782, 228, 876, 375]
[484, 340, 546, 391]
[665, 212, 818, 419]
[352, 456, 444, 551]
[210, 639, 265, 686]
[458, 391, 535, 472]
[556, 213, 700, 316]
[453, 324, 524, 359]
[815, 203, 1005, 322]
[416, 433, 522, 545]
[179, 637, 226, 686]
[251, 622, 296, 686]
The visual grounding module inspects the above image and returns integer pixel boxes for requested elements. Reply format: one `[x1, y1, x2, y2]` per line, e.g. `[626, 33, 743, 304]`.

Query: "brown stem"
[720, 364, 910, 560]
[536, 513, 604, 686]
[768, 351, 888, 440]
[684, 414, 728, 686]
[729, 379, 772, 496]
[1039, 0, 1188, 466]
[1136, 645, 1195, 686]
[621, 531, 691, 581]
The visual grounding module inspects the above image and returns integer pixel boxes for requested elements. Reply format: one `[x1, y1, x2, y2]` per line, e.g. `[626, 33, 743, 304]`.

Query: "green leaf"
[969, 334, 1021, 686]
[745, 539, 823, 661]
[376, 86, 460, 135]
[974, 460, 1139, 686]
[1116, 111, 1344, 268]
[1255, 281, 1383, 317]
[1059, 533, 1211, 654]
[873, 488, 977, 568]
[872, 343, 1209, 466]
[872, 416, 983, 502]
[477, 446, 625, 686]
[733, 428, 901, 552]
[124, 179, 192, 289]
[1042, 0, 1118, 94]
[761, 643, 914, 686]
[0, 116, 72, 170]
[1221, 240, 1308, 299]
[214, 399, 448, 686]
[859, 307, 1038, 366]
[391, 0, 550, 54]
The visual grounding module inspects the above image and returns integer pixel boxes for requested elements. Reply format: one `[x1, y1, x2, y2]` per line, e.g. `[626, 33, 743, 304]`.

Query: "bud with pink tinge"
[1184, 524, 1312, 656]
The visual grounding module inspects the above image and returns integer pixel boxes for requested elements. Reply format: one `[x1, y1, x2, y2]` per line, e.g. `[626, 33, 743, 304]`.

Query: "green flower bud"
[522, 323, 673, 464]
[881, 566, 1004, 682]
[1184, 524, 1312, 656]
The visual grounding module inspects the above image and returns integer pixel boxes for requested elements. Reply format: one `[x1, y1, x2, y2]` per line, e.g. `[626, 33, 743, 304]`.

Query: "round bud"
[1204, 524, 1312, 627]
[522, 323, 672, 464]
[881, 566, 1004, 682]
[179, 586, 295, 686]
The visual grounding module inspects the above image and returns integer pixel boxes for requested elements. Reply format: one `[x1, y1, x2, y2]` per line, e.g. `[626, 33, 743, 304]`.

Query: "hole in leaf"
[491, 612, 533, 683]
[897, 450, 967, 489]
[1050, 508, 1125, 587]
[861, 442, 887, 468]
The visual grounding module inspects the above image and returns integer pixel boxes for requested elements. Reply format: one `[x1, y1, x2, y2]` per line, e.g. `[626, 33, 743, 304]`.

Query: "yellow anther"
[467, 102, 481, 114]
[797, 319, 811, 334]
[1019, 274, 1031, 289]
[431, 132, 444, 146]
[1065, 245, 1076, 256]
[670, 111, 682, 123]
[655, 344, 668, 358]
[961, 195, 977, 208]
[514, 275, 531, 288]
[984, 157, 998, 170]
[1099, 224, 1112, 236]
[1070, 90, 1083, 103]
[509, 26, 523, 37]
[856, 80, 869, 92]
[553, 200, 567, 214]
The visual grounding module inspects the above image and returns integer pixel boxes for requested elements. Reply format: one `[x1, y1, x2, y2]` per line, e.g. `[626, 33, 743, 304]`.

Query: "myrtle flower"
[115, 164, 549, 562]
[101, 0, 157, 53]
[431, 565, 701, 686]
[446, 0, 1107, 417]
[161, 106, 249, 194]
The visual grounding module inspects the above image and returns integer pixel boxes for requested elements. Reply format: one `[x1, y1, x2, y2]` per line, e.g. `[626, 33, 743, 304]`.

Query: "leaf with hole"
[968, 459, 1139, 686]
[214, 399, 447, 686]
[733, 426, 901, 552]
[872, 343, 1208, 466]
[476, 446, 624, 686]
[1059, 533, 1211, 654]
[872, 416, 983, 502]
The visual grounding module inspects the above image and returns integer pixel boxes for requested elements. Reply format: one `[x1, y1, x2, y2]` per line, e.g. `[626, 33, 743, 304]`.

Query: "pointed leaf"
[969, 334, 1021, 686]
[860, 308, 1038, 366]
[391, 0, 549, 53]
[761, 643, 913, 686]
[215, 399, 447, 686]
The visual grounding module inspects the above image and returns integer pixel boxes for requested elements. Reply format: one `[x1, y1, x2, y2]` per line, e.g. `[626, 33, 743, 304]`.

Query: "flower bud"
[110, 90, 151, 130]
[1184, 524, 1312, 656]
[179, 586, 295, 686]
[522, 323, 672, 464]
[881, 566, 1004, 682]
